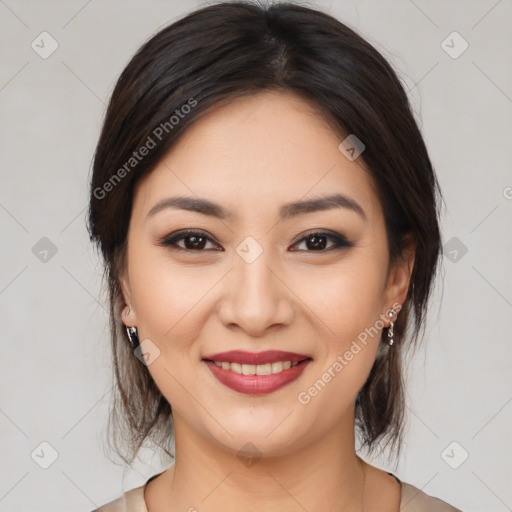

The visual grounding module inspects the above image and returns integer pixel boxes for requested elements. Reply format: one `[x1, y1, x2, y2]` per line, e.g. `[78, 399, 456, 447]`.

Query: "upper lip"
[203, 350, 311, 365]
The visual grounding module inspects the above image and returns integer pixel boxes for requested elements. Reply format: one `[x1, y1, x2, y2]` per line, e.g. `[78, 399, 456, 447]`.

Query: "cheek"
[296, 253, 386, 400]
[128, 244, 219, 352]
[127, 251, 218, 409]
[306, 253, 387, 344]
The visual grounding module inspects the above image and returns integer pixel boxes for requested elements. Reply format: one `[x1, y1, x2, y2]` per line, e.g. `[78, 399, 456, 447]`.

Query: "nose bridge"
[220, 238, 294, 334]
[235, 239, 280, 307]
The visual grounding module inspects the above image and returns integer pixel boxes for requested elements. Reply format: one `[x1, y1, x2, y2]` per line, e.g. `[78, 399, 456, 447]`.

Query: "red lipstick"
[202, 350, 312, 395]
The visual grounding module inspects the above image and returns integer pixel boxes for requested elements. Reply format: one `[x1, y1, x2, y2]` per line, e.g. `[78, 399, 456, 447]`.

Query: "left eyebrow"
[145, 193, 367, 223]
[279, 193, 367, 222]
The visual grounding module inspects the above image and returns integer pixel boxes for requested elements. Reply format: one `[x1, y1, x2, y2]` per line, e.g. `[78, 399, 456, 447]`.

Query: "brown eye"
[160, 230, 221, 252]
[291, 231, 353, 252]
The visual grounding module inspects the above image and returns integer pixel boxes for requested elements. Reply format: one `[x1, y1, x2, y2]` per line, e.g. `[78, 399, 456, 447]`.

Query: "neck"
[159, 411, 370, 512]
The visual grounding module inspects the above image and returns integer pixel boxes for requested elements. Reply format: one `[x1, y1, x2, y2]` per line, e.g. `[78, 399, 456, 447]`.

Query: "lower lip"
[204, 359, 311, 395]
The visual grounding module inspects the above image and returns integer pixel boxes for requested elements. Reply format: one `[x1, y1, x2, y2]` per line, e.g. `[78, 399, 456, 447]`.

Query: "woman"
[88, 1, 462, 510]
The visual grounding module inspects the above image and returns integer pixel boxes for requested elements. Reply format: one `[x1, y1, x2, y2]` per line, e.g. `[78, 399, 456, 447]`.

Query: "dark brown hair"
[87, 0, 444, 468]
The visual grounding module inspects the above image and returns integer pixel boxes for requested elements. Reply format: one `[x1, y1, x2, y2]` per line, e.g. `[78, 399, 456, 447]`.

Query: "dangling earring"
[386, 308, 398, 346]
[126, 326, 140, 349]
[124, 304, 139, 349]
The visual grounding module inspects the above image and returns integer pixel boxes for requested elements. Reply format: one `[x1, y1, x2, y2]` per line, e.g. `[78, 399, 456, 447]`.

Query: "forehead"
[133, 90, 381, 224]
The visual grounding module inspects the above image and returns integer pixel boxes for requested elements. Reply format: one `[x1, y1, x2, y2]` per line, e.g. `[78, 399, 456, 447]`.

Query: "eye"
[158, 230, 221, 252]
[290, 230, 354, 252]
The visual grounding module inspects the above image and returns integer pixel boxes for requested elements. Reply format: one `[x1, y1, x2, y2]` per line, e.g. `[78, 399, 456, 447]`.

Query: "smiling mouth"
[202, 350, 312, 395]
[204, 359, 309, 375]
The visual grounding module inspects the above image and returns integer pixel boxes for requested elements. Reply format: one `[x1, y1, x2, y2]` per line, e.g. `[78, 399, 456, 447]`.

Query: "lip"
[202, 350, 312, 395]
[203, 350, 310, 365]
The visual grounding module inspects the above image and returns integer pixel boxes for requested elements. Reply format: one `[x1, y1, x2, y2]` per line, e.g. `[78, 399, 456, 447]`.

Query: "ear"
[382, 235, 416, 324]
[119, 266, 137, 328]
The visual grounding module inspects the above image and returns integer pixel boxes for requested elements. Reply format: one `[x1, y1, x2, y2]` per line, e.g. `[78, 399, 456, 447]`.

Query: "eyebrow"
[145, 193, 367, 222]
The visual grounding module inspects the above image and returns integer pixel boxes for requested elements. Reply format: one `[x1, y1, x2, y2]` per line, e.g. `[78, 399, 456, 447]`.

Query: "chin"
[202, 418, 311, 461]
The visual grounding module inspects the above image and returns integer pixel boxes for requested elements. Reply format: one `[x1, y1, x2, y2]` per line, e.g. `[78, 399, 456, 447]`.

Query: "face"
[120, 90, 414, 458]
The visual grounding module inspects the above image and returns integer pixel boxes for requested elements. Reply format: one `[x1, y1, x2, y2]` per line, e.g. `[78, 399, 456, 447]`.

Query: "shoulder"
[90, 484, 146, 512]
[400, 481, 463, 512]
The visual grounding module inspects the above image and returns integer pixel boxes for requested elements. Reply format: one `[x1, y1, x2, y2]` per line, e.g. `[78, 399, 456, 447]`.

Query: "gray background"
[0, 0, 511, 511]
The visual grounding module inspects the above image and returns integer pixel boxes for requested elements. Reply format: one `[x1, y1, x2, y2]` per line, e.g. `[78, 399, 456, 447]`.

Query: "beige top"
[91, 471, 462, 511]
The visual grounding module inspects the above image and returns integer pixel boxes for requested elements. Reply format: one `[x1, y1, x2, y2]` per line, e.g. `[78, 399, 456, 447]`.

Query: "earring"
[126, 326, 140, 349]
[386, 308, 398, 346]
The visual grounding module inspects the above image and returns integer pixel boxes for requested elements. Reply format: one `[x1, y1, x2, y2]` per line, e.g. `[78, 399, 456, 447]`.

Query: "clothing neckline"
[141, 470, 404, 510]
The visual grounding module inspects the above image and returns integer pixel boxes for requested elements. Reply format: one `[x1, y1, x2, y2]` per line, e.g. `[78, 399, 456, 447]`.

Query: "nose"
[217, 249, 295, 337]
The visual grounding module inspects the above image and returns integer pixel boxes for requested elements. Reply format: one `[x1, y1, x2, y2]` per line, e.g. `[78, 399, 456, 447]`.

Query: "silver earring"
[126, 326, 139, 349]
[386, 308, 398, 346]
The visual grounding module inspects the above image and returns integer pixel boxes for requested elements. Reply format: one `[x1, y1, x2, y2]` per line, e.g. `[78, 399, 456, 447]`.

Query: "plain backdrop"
[0, 1, 511, 511]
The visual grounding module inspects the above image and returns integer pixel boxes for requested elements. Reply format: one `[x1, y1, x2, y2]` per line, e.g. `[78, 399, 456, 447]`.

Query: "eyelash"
[158, 229, 354, 253]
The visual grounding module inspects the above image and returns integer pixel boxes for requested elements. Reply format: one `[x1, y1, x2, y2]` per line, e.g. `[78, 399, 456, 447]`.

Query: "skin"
[120, 90, 415, 512]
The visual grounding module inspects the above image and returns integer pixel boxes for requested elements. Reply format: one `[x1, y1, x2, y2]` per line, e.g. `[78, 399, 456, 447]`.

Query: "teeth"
[271, 361, 283, 373]
[256, 363, 271, 375]
[242, 364, 256, 375]
[211, 360, 300, 375]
